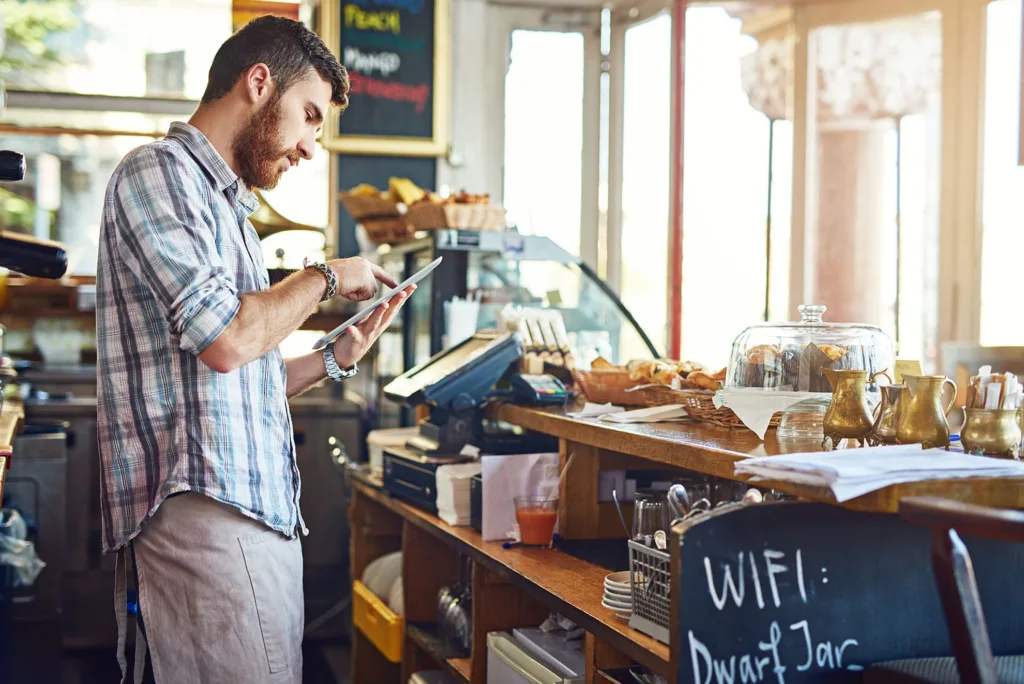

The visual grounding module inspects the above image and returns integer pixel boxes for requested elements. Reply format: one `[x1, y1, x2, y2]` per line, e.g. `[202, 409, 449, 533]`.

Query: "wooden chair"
[866, 497, 1024, 683]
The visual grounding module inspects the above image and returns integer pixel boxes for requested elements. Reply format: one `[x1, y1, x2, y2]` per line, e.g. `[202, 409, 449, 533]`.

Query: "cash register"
[380, 330, 566, 511]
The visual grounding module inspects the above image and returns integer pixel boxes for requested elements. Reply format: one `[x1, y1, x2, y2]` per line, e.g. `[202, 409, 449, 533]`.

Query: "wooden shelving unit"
[354, 479, 669, 673]
[349, 475, 660, 683]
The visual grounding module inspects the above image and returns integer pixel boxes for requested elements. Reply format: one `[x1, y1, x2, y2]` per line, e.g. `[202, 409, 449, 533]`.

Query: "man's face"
[232, 71, 331, 190]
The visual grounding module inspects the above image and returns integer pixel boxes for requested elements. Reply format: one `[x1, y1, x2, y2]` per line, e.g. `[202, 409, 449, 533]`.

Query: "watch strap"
[305, 260, 337, 302]
[323, 344, 357, 382]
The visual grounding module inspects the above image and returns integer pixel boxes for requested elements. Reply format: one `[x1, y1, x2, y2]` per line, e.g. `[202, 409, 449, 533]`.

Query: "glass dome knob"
[797, 304, 827, 324]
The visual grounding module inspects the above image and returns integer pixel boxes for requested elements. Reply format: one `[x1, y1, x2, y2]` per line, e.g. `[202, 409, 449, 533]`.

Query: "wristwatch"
[323, 344, 358, 382]
[304, 259, 337, 302]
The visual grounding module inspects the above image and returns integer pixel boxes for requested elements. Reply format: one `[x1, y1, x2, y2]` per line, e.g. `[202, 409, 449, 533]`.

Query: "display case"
[356, 230, 659, 429]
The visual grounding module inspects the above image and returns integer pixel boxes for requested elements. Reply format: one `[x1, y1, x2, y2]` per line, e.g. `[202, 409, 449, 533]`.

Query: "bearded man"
[95, 16, 409, 684]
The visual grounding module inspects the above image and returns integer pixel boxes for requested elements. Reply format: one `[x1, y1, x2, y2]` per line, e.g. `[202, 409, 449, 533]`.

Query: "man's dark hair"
[202, 15, 348, 110]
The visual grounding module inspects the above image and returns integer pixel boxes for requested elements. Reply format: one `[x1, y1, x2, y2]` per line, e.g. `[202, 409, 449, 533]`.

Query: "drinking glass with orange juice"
[514, 497, 558, 547]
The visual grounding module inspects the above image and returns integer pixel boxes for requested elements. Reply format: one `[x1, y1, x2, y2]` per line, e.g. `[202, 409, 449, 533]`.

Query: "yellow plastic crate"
[352, 579, 404, 663]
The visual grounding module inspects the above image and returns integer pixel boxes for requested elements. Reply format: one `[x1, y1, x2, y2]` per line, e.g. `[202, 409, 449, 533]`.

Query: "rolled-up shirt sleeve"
[113, 146, 241, 356]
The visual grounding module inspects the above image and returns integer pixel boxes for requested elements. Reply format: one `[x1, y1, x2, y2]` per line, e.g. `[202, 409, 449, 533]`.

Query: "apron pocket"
[238, 532, 302, 674]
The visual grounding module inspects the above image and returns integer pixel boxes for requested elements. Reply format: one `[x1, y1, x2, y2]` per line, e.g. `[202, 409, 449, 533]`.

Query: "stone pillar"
[739, 19, 940, 328]
[813, 126, 889, 325]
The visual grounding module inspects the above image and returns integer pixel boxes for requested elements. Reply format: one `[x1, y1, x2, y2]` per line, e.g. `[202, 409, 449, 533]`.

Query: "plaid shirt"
[96, 121, 305, 553]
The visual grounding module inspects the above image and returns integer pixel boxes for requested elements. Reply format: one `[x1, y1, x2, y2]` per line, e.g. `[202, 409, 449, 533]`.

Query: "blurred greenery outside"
[0, 0, 77, 233]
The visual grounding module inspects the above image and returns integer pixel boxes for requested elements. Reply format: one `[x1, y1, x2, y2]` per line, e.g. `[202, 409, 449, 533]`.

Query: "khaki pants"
[116, 493, 304, 684]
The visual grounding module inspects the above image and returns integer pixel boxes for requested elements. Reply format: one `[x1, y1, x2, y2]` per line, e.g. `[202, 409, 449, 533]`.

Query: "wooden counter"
[0, 398, 24, 499]
[494, 403, 1024, 513]
[351, 403, 1024, 683]
[0, 398, 23, 449]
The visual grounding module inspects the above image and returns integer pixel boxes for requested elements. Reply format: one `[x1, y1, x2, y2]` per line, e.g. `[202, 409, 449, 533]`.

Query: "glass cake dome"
[724, 305, 895, 439]
[725, 304, 895, 393]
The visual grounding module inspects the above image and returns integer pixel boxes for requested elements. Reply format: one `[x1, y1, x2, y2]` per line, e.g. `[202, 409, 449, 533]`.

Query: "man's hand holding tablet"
[332, 283, 416, 368]
[313, 256, 443, 355]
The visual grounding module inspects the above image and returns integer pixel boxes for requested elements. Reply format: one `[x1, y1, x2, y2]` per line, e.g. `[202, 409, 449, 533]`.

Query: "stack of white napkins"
[435, 462, 483, 526]
[734, 444, 1024, 502]
[599, 404, 687, 424]
[567, 402, 624, 419]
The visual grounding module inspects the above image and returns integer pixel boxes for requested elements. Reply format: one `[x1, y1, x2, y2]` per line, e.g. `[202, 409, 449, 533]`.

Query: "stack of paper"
[436, 462, 482, 526]
[734, 444, 1024, 502]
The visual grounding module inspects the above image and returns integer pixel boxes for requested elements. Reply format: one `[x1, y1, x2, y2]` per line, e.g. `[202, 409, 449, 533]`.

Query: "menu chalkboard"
[675, 503, 1024, 683]
[320, 0, 447, 156]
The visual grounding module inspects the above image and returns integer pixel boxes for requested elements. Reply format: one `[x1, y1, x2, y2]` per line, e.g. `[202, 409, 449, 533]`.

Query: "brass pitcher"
[821, 368, 875, 450]
[960, 408, 1022, 459]
[869, 375, 904, 446]
[896, 375, 958, 450]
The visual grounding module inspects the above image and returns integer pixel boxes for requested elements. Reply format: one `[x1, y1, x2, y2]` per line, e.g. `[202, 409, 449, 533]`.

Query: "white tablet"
[311, 256, 443, 351]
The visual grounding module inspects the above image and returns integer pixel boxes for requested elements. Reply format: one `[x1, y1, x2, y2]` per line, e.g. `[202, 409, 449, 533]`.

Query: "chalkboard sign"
[319, 0, 448, 156]
[335, 153, 436, 256]
[675, 503, 1024, 683]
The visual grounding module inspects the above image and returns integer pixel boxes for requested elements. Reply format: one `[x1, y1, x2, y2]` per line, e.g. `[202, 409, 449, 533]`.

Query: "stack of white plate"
[601, 571, 632, 621]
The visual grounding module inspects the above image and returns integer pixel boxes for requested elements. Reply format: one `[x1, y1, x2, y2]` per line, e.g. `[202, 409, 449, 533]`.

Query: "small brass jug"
[896, 375, 958, 450]
[960, 408, 1022, 459]
[869, 374, 904, 446]
[822, 368, 875, 450]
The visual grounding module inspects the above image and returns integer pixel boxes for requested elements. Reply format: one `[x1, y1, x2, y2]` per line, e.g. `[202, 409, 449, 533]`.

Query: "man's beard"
[231, 93, 295, 190]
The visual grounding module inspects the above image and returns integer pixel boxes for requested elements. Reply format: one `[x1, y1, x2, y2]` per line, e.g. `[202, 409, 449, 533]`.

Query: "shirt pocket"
[238, 532, 303, 674]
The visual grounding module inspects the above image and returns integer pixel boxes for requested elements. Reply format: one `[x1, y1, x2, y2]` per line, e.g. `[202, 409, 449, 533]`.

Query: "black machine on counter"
[379, 330, 566, 511]
[0, 150, 67, 281]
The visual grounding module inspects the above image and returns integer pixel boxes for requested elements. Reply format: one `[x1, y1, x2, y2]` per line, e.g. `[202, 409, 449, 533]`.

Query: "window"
[800, 13, 941, 367]
[5, 0, 233, 100]
[980, 0, 1024, 345]
[680, 7, 783, 369]
[619, 13, 671, 358]
[502, 30, 585, 255]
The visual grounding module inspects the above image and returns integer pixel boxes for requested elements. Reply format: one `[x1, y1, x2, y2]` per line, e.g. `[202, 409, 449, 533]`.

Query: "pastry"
[387, 177, 426, 205]
[745, 344, 780, 365]
[688, 371, 722, 391]
[626, 359, 649, 374]
[676, 360, 705, 375]
[741, 344, 782, 388]
[350, 183, 380, 197]
[628, 361, 655, 382]
[591, 356, 615, 370]
[712, 367, 727, 382]
[652, 366, 678, 386]
[818, 344, 848, 362]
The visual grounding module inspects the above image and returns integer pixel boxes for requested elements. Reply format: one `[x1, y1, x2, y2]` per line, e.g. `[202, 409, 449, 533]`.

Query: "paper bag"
[481, 453, 560, 542]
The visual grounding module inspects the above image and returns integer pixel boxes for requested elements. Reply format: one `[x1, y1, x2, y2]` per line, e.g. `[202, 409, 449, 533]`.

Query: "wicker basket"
[361, 217, 418, 245]
[638, 387, 782, 430]
[406, 202, 506, 232]
[573, 371, 781, 430]
[572, 369, 646, 405]
[339, 192, 401, 220]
